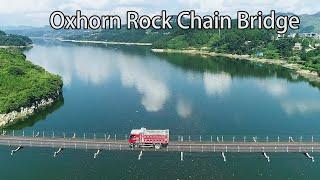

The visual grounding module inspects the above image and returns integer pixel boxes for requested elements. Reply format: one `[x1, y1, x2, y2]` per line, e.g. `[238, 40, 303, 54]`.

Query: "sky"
[0, 0, 319, 27]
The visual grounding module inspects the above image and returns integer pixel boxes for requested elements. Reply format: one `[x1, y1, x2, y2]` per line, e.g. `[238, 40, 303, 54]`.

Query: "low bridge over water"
[0, 131, 319, 162]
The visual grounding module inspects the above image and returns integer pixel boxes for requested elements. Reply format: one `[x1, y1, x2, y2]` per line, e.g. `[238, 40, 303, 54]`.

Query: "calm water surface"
[1, 39, 320, 179]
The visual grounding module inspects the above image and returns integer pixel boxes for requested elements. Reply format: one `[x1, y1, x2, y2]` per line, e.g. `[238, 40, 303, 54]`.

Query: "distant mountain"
[3, 11, 320, 41]
[298, 12, 320, 33]
[4, 25, 89, 39]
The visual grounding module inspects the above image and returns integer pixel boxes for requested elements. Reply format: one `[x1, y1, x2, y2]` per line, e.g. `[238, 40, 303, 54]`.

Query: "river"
[1, 39, 320, 179]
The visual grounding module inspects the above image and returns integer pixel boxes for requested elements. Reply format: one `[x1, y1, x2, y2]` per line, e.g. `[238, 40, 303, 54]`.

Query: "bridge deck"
[1, 135, 320, 153]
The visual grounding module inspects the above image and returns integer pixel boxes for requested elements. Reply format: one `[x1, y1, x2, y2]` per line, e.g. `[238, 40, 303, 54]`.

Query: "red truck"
[128, 128, 169, 149]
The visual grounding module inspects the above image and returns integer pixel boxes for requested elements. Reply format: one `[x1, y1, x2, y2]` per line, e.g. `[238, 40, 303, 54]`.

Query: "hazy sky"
[0, 0, 319, 27]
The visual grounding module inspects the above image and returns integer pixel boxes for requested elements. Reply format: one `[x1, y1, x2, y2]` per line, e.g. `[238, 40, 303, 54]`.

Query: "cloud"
[176, 98, 192, 118]
[203, 72, 231, 96]
[180, 0, 320, 15]
[1, 0, 320, 26]
[0, 0, 54, 13]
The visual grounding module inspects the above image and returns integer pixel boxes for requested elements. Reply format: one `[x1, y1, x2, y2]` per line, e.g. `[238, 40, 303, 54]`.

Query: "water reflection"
[176, 98, 192, 118]
[257, 79, 288, 97]
[25, 41, 171, 113]
[74, 49, 113, 85]
[203, 72, 231, 96]
[118, 56, 170, 112]
[281, 100, 320, 115]
[24, 40, 320, 126]
[256, 79, 320, 115]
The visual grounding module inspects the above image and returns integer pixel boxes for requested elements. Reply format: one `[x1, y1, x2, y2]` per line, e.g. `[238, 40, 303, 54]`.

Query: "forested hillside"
[0, 30, 32, 46]
[0, 49, 62, 114]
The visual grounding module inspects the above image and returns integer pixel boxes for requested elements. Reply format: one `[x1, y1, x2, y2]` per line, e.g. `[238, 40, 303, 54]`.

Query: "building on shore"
[292, 43, 302, 51]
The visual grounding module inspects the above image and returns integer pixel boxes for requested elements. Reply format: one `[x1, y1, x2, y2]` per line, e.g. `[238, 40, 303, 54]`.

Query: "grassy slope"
[0, 48, 63, 114]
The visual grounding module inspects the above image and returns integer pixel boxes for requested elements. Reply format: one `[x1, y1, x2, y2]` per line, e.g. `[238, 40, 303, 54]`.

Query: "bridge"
[0, 130, 319, 162]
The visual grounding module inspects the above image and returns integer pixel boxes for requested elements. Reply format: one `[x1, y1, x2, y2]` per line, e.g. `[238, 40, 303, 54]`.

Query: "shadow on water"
[3, 96, 64, 130]
[154, 52, 320, 90]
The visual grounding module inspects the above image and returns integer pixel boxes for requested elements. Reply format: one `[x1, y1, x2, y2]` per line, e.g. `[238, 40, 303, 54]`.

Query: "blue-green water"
[1, 39, 320, 179]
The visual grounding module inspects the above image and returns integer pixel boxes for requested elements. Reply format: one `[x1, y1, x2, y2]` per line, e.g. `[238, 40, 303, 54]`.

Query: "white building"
[293, 43, 302, 51]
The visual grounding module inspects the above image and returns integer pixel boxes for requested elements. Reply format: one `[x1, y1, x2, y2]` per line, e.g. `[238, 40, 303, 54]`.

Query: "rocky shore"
[0, 90, 62, 128]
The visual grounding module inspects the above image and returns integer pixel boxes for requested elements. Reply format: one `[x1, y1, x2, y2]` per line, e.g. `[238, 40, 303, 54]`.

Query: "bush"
[8, 66, 25, 76]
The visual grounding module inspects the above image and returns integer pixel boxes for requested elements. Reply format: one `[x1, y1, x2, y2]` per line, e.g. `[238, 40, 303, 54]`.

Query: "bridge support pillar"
[181, 152, 184, 161]
[53, 148, 63, 158]
[94, 149, 101, 159]
[289, 136, 294, 142]
[263, 152, 270, 162]
[221, 152, 226, 162]
[72, 133, 76, 139]
[138, 150, 143, 160]
[11, 146, 23, 156]
[304, 152, 315, 162]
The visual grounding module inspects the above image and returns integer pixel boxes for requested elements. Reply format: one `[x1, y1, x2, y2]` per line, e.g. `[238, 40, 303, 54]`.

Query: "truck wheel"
[154, 144, 161, 149]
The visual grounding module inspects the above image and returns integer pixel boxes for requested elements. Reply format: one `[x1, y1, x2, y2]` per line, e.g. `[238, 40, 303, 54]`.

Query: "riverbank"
[0, 48, 63, 128]
[0, 44, 33, 49]
[58, 39, 152, 46]
[152, 48, 320, 82]
[0, 91, 62, 127]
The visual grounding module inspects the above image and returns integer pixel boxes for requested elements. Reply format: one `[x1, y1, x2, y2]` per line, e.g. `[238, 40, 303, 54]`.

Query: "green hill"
[0, 48, 63, 114]
[0, 30, 32, 46]
[299, 13, 320, 33]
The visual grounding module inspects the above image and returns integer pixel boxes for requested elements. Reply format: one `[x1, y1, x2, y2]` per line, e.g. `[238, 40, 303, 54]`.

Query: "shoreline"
[0, 91, 62, 128]
[0, 44, 33, 48]
[151, 48, 320, 83]
[58, 39, 152, 46]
